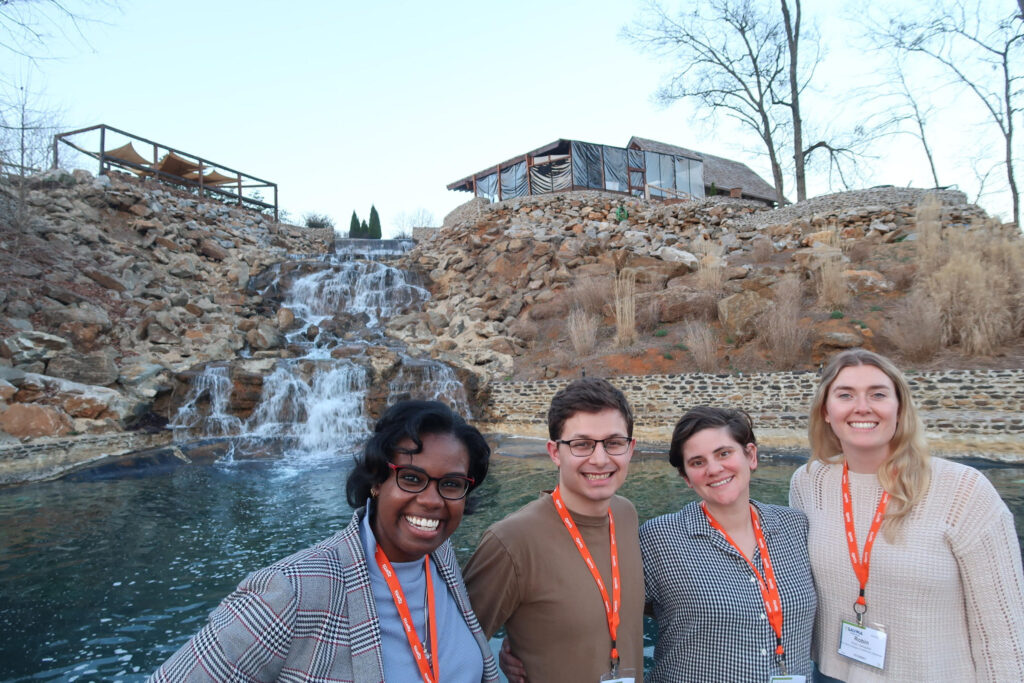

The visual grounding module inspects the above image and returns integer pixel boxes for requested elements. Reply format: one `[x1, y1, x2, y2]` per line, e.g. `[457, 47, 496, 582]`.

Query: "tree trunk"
[781, 0, 806, 202]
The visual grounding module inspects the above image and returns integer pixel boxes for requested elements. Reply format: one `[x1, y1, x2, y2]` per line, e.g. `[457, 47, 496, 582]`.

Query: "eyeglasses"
[387, 463, 475, 500]
[555, 437, 634, 457]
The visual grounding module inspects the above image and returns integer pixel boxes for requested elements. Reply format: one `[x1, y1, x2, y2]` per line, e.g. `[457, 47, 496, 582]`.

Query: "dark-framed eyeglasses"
[555, 437, 634, 457]
[387, 463, 475, 500]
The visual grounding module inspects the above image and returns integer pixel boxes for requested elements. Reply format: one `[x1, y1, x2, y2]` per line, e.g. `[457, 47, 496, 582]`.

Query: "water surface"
[1, 442, 1021, 682]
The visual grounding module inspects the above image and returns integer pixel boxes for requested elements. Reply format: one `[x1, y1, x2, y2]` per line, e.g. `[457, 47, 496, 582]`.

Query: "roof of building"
[447, 136, 781, 204]
[628, 136, 781, 204]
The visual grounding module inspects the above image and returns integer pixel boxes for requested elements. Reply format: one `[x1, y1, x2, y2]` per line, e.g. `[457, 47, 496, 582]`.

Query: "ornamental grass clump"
[567, 306, 599, 356]
[758, 275, 809, 369]
[614, 269, 637, 348]
[683, 320, 718, 372]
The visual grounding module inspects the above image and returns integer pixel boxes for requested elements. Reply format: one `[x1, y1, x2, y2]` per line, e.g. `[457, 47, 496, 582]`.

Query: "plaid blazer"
[149, 508, 499, 682]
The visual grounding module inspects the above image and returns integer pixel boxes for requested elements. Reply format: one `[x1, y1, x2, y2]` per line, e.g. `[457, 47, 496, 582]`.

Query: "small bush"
[683, 320, 718, 372]
[830, 310, 844, 319]
[568, 307, 599, 356]
[303, 212, 335, 230]
[816, 258, 849, 309]
[614, 270, 637, 348]
[653, 328, 668, 337]
[887, 291, 943, 362]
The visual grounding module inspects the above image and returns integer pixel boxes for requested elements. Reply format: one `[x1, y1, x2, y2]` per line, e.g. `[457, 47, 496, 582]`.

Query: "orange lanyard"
[701, 502, 787, 672]
[551, 486, 622, 671]
[841, 461, 889, 626]
[374, 545, 439, 683]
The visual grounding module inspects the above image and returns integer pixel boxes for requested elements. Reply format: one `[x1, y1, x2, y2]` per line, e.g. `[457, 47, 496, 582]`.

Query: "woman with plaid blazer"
[149, 400, 499, 683]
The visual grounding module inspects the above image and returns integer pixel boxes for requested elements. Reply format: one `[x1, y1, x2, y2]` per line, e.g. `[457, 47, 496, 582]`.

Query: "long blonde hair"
[808, 349, 931, 538]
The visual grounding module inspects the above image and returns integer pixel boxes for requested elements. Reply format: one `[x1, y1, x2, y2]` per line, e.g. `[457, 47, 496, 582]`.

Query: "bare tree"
[870, 0, 1022, 225]
[0, 0, 112, 61]
[858, 56, 944, 188]
[0, 73, 64, 175]
[625, 0, 790, 204]
[626, 0, 857, 204]
[779, 0, 808, 200]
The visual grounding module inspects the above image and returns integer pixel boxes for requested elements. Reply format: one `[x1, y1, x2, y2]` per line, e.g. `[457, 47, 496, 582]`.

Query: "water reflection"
[0, 442, 1020, 682]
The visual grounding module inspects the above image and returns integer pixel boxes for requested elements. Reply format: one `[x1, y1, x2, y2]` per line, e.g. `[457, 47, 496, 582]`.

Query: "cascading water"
[170, 237, 471, 462]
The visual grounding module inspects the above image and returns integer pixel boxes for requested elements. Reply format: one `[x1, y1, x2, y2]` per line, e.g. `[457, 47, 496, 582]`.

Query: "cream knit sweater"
[790, 457, 1024, 682]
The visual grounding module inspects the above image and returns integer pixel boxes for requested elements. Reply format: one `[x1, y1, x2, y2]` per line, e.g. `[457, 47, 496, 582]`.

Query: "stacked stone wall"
[482, 369, 1024, 447]
[733, 186, 984, 230]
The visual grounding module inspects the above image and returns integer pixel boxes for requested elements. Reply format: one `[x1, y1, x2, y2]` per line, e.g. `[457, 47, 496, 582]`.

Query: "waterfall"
[388, 355, 472, 418]
[169, 365, 243, 437]
[171, 237, 471, 462]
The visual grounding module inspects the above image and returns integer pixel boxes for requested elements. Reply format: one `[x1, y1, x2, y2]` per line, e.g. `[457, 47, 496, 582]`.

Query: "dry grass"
[683, 320, 718, 372]
[915, 192, 945, 274]
[569, 275, 610, 315]
[614, 269, 637, 348]
[758, 275, 809, 369]
[909, 208, 1024, 356]
[568, 307, 599, 355]
[816, 257, 849, 309]
[635, 296, 660, 335]
[752, 237, 774, 263]
[922, 243, 1015, 355]
[693, 239, 725, 294]
[819, 225, 842, 248]
[508, 318, 539, 346]
[887, 291, 943, 361]
[845, 239, 873, 264]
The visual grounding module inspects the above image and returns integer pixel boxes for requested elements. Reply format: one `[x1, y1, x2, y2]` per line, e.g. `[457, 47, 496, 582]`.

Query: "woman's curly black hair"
[345, 400, 490, 512]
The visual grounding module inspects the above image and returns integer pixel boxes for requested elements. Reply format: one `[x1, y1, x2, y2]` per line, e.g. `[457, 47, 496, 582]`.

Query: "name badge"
[600, 667, 636, 683]
[770, 677, 806, 683]
[838, 620, 887, 669]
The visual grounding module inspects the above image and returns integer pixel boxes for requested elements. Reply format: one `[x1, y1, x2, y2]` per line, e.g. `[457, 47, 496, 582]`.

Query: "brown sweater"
[464, 493, 645, 683]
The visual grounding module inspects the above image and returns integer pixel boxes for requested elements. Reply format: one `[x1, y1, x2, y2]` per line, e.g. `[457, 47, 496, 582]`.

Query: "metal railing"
[53, 124, 278, 220]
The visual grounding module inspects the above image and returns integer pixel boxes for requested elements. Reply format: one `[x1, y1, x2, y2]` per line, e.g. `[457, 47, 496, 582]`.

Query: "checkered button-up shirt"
[640, 500, 816, 683]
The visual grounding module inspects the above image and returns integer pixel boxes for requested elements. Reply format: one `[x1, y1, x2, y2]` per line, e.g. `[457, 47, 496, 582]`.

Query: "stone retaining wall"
[481, 369, 1024, 455]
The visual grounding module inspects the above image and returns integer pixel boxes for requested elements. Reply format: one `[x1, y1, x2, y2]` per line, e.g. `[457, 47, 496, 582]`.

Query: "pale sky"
[10, 0, 1017, 235]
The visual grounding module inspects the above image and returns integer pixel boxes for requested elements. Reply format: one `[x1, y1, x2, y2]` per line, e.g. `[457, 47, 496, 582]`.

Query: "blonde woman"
[790, 349, 1024, 682]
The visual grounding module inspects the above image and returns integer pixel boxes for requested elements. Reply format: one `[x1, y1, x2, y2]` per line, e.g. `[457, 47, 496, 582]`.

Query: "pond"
[1, 439, 1022, 682]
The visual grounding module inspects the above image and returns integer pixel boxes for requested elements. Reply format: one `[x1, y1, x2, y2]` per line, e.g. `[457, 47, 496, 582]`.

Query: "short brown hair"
[547, 377, 634, 441]
[668, 406, 756, 475]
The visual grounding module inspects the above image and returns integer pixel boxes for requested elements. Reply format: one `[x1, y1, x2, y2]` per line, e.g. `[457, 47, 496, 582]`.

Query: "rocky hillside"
[392, 187, 1019, 384]
[1, 169, 1020, 448]
[0, 169, 331, 442]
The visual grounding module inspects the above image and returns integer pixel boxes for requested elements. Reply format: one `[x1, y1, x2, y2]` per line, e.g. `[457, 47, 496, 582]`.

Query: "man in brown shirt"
[463, 377, 645, 683]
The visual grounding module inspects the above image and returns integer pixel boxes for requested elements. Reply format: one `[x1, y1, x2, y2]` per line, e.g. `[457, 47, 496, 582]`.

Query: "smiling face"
[680, 426, 757, 514]
[547, 408, 634, 516]
[823, 364, 900, 471]
[371, 432, 470, 562]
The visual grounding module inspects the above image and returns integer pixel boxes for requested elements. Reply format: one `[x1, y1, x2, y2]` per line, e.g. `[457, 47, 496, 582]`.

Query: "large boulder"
[0, 403, 72, 438]
[717, 291, 772, 343]
[46, 350, 119, 386]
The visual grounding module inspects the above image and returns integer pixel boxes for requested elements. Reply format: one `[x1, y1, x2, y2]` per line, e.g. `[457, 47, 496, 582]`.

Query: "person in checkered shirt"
[640, 406, 816, 683]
